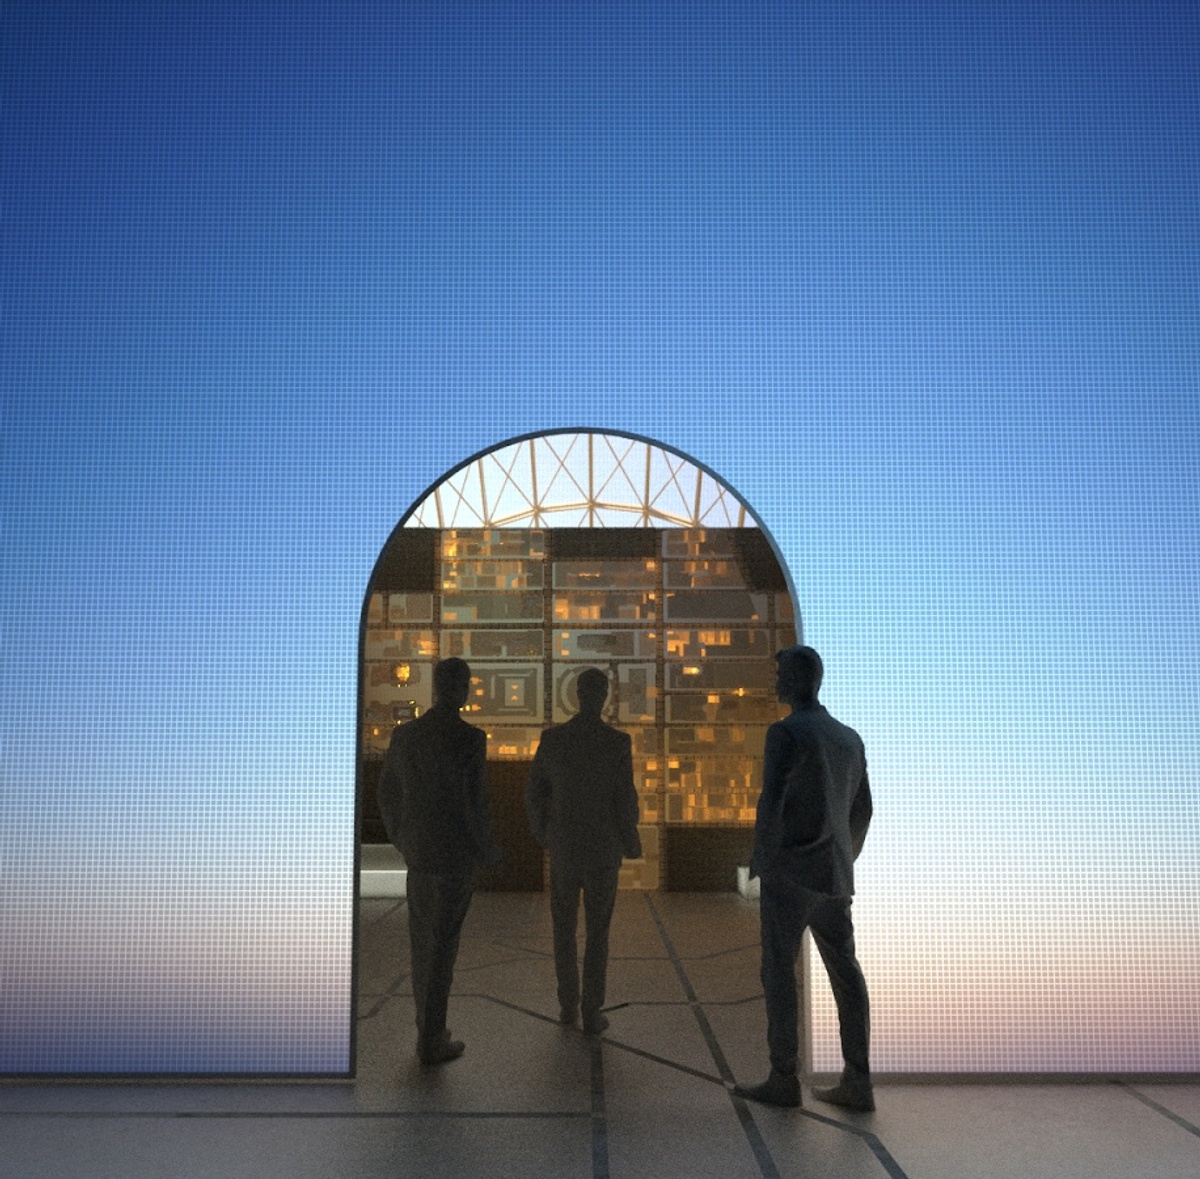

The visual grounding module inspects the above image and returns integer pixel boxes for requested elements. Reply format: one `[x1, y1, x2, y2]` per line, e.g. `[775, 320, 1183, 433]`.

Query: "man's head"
[433, 657, 472, 711]
[775, 645, 823, 706]
[575, 667, 610, 717]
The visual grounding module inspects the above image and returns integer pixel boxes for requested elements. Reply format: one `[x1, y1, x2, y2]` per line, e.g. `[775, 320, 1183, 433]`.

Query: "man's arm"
[525, 734, 553, 848]
[750, 722, 794, 878]
[849, 763, 872, 861]
[616, 733, 642, 860]
[375, 727, 406, 852]
[464, 728, 503, 866]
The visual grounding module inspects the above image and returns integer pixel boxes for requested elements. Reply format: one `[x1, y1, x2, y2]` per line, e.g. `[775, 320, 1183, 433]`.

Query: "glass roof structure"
[404, 432, 750, 530]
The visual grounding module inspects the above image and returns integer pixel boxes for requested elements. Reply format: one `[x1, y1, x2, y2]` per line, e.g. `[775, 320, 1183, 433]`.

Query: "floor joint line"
[590, 1038, 610, 1179]
[797, 1107, 911, 1179]
[357, 973, 410, 1022]
[475, 994, 727, 1087]
[596, 1038, 725, 1088]
[1117, 1082, 1200, 1139]
[0, 1109, 591, 1121]
[644, 894, 782, 1179]
[644, 895, 910, 1179]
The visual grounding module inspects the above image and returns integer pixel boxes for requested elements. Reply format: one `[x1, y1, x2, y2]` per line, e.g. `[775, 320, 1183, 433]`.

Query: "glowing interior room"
[359, 432, 797, 893]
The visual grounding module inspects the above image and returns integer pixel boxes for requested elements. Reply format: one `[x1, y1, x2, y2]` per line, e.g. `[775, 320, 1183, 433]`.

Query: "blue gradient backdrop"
[2, 1, 1197, 1073]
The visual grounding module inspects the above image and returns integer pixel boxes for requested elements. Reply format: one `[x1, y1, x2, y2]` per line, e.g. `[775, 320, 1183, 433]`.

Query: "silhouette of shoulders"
[394, 704, 483, 747]
[536, 713, 630, 758]
[771, 704, 864, 755]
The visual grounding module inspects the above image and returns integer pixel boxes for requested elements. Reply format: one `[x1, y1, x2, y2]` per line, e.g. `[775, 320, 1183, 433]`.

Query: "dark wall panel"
[664, 827, 755, 892]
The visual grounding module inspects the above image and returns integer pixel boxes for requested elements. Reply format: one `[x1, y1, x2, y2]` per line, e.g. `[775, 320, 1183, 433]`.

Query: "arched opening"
[358, 430, 799, 892]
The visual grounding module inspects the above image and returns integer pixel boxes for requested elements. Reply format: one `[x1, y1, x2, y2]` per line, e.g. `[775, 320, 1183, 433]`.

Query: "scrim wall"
[3, 1, 1197, 1074]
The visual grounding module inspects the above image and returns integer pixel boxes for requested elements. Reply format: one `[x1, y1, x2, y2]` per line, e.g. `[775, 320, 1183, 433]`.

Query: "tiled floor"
[3, 891, 1198, 1178]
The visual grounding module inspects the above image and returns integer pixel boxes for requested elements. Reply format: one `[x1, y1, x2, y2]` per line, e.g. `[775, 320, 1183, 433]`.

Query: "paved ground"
[2, 891, 1198, 1177]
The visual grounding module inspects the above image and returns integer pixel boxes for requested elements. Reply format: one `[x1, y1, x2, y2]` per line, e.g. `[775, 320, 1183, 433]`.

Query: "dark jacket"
[750, 704, 872, 895]
[376, 704, 497, 875]
[526, 713, 642, 871]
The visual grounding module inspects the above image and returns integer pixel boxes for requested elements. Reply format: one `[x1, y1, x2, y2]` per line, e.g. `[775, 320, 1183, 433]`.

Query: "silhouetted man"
[376, 657, 501, 1065]
[735, 645, 874, 1111]
[526, 668, 642, 1035]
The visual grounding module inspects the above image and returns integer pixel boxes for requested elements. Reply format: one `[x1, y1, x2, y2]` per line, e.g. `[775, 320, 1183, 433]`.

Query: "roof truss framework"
[406, 433, 749, 530]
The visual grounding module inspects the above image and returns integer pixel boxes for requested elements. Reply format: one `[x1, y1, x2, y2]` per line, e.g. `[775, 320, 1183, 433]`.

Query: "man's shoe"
[559, 1005, 578, 1026]
[418, 1036, 465, 1066]
[811, 1074, 874, 1112]
[581, 1011, 609, 1036]
[733, 1070, 801, 1108]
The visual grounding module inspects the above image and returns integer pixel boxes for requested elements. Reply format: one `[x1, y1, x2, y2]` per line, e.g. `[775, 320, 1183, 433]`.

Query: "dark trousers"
[549, 858, 620, 1018]
[406, 869, 474, 1046]
[760, 875, 870, 1077]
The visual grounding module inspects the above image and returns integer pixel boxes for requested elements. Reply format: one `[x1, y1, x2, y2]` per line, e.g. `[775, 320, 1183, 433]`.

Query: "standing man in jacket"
[526, 667, 642, 1035]
[735, 645, 875, 1111]
[376, 657, 502, 1066]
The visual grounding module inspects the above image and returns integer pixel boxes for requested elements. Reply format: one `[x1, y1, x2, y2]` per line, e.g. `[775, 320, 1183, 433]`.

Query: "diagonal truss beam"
[405, 433, 753, 530]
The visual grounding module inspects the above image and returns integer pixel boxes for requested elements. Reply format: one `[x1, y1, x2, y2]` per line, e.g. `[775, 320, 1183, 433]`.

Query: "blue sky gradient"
[3, 0, 1198, 1072]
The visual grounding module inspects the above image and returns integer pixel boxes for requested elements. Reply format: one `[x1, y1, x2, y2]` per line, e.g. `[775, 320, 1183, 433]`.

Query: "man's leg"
[406, 869, 435, 1041]
[549, 858, 582, 1021]
[808, 894, 873, 1110]
[579, 865, 619, 1033]
[408, 870, 473, 1062]
[759, 873, 811, 1076]
[734, 872, 808, 1107]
